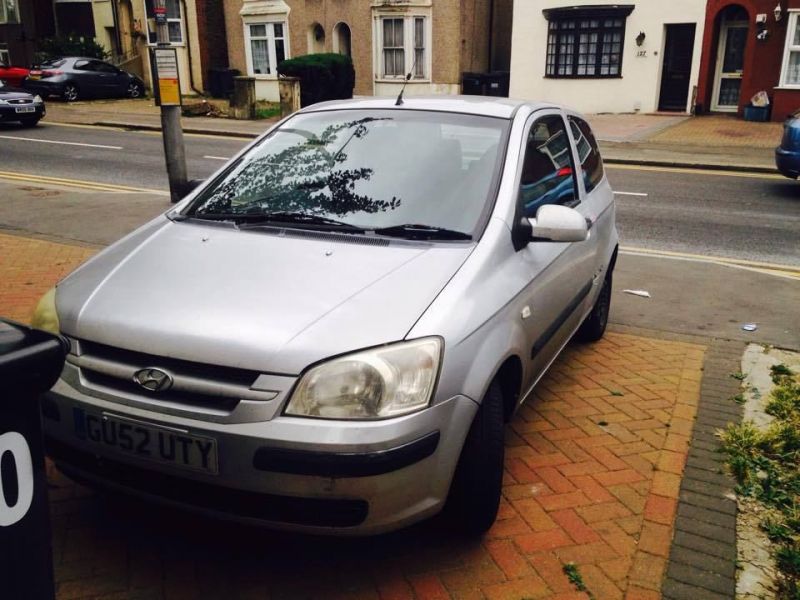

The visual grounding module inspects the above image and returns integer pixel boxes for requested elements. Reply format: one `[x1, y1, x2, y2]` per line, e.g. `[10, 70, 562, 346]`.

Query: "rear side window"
[39, 59, 66, 69]
[518, 114, 578, 217]
[92, 61, 117, 73]
[74, 60, 92, 71]
[569, 117, 604, 193]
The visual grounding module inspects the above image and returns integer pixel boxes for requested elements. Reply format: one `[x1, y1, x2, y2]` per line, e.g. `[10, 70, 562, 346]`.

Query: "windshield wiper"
[372, 224, 472, 241]
[185, 211, 365, 233]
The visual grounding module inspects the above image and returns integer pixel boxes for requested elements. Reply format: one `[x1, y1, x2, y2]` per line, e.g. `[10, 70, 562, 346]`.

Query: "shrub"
[277, 53, 354, 108]
[35, 34, 110, 64]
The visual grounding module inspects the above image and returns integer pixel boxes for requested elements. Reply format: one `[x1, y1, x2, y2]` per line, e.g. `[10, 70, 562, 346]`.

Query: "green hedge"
[278, 53, 355, 107]
[35, 35, 110, 64]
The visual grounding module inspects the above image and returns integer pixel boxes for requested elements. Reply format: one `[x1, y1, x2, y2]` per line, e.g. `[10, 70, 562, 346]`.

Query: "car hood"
[57, 219, 473, 374]
[0, 88, 32, 100]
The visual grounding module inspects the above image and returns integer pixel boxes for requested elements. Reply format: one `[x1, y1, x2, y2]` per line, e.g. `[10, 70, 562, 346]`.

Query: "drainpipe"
[488, 0, 495, 72]
[179, 0, 204, 95]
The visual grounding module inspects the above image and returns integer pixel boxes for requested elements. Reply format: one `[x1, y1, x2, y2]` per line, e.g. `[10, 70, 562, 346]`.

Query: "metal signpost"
[151, 0, 187, 203]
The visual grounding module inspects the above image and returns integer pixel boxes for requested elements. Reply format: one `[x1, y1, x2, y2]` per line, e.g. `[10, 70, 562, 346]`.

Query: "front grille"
[80, 341, 258, 385]
[74, 340, 272, 412]
[82, 370, 240, 412]
[8, 99, 32, 105]
[47, 438, 369, 527]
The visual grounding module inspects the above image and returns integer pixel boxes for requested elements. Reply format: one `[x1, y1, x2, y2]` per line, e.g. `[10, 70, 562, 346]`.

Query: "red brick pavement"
[0, 232, 707, 599]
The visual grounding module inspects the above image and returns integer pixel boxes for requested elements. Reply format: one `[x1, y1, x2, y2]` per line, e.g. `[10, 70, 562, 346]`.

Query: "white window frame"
[243, 20, 290, 79]
[779, 10, 800, 89]
[142, 0, 185, 47]
[373, 13, 431, 82]
[0, 0, 19, 24]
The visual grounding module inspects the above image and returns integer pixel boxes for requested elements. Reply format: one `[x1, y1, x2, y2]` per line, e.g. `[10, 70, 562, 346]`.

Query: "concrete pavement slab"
[0, 181, 169, 247]
[612, 253, 800, 350]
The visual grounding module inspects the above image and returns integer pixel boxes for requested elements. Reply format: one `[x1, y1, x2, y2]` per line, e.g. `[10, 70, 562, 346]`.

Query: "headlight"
[33, 95, 43, 104]
[0, 99, 8, 105]
[285, 338, 442, 420]
[31, 287, 60, 335]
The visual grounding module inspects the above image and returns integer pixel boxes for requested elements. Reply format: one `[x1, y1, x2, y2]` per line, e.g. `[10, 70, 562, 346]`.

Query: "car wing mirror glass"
[528, 204, 588, 242]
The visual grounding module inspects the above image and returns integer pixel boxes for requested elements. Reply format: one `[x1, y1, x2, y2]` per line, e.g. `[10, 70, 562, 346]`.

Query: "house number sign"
[0, 432, 34, 527]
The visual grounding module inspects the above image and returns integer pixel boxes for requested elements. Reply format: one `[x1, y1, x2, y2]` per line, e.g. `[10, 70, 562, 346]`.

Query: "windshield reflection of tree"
[195, 117, 401, 218]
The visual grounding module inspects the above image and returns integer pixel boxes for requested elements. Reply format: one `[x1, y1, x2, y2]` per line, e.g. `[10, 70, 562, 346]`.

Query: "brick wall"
[696, 0, 800, 121]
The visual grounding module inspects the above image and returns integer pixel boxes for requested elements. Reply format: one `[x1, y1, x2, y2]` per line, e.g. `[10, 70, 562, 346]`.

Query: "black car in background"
[0, 79, 45, 127]
[23, 57, 145, 102]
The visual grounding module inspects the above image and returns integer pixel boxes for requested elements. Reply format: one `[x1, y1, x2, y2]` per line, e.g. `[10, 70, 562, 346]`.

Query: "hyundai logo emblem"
[132, 368, 173, 392]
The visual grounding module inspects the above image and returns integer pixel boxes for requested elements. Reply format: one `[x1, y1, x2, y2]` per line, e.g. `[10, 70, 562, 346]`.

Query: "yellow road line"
[44, 120, 254, 142]
[607, 163, 782, 180]
[0, 170, 168, 195]
[621, 246, 800, 280]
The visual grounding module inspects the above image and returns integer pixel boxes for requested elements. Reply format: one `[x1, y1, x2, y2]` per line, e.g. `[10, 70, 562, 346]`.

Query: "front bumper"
[0, 104, 45, 122]
[775, 147, 800, 179]
[42, 377, 478, 535]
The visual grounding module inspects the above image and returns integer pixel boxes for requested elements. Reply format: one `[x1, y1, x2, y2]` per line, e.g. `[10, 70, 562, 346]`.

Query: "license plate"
[28, 75, 41, 80]
[73, 409, 218, 474]
[15, 106, 35, 113]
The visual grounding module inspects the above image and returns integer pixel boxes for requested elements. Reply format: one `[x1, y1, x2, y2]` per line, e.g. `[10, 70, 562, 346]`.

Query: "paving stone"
[680, 476, 733, 498]
[666, 562, 734, 596]
[669, 546, 735, 580]
[678, 490, 736, 515]
[661, 578, 730, 600]
[673, 518, 736, 545]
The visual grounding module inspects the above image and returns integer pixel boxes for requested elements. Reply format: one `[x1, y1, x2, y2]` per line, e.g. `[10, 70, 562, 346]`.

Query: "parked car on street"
[23, 57, 145, 102]
[776, 110, 800, 179]
[0, 62, 30, 88]
[0, 79, 45, 127]
[34, 96, 618, 536]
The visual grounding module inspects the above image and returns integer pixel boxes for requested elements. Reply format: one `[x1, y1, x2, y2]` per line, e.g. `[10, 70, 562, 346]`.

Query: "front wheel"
[444, 380, 505, 536]
[19, 117, 40, 128]
[575, 273, 612, 342]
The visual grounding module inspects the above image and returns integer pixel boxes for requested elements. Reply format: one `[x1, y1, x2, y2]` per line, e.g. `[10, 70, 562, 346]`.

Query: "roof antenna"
[395, 55, 418, 106]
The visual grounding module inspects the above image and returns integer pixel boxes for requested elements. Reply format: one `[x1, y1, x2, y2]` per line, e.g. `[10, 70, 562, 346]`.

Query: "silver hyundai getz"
[34, 97, 617, 535]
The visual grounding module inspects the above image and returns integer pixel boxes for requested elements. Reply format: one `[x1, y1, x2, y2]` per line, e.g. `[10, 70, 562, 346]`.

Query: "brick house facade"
[222, 0, 512, 101]
[696, 0, 800, 121]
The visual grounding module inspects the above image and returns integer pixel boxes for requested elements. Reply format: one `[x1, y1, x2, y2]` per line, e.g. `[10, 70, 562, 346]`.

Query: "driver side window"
[518, 114, 578, 218]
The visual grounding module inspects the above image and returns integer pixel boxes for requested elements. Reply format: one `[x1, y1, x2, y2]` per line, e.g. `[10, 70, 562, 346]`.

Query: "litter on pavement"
[623, 289, 651, 298]
[742, 323, 759, 332]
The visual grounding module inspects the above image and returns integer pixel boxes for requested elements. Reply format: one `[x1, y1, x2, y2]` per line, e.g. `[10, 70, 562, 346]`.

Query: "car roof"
[303, 96, 558, 120]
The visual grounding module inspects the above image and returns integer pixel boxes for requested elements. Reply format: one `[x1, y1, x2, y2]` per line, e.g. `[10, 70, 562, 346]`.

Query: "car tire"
[575, 273, 612, 342]
[444, 379, 505, 536]
[62, 84, 79, 102]
[127, 82, 144, 99]
[19, 117, 40, 128]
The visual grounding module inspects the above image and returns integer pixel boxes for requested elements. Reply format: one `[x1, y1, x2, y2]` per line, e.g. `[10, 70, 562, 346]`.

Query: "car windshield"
[184, 109, 509, 238]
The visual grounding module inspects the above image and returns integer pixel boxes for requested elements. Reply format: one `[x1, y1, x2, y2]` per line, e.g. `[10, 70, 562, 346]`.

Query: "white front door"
[712, 21, 748, 112]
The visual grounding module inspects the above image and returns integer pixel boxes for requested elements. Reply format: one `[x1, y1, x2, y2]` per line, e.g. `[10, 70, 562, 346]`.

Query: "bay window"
[544, 6, 633, 78]
[0, 0, 19, 24]
[780, 10, 800, 87]
[245, 22, 288, 76]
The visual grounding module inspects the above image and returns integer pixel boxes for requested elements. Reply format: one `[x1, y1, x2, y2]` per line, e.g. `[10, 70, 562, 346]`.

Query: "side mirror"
[528, 205, 588, 242]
